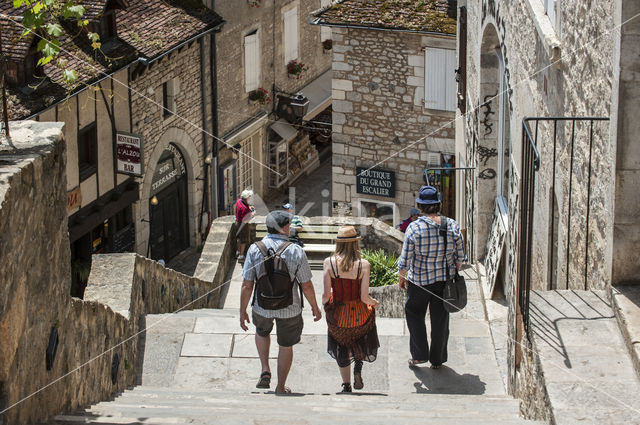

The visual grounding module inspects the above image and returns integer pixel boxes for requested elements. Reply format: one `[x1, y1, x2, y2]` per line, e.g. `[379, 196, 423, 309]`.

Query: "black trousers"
[405, 280, 450, 366]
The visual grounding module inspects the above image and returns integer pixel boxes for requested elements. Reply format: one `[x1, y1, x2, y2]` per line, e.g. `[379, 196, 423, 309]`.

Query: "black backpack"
[253, 241, 301, 310]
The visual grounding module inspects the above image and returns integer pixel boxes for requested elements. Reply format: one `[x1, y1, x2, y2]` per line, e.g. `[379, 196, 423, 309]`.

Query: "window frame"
[162, 80, 176, 118]
[496, 50, 510, 213]
[78, 123, 98, 181]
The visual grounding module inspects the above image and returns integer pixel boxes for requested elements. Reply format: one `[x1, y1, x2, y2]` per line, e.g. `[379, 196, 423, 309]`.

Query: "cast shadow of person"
[411, 366, 486, 395]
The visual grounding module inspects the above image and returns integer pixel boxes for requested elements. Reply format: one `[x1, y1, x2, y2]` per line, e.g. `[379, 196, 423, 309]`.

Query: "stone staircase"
[46, 270, 544, 425]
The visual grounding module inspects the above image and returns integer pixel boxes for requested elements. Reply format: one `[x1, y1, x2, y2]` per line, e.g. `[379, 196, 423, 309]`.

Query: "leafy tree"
[12, 0, 99, 84]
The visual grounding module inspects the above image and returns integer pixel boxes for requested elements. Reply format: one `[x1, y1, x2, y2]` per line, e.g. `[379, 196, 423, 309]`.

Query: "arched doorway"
[149, 143, 189, 262]
[477, 24, 511, 259]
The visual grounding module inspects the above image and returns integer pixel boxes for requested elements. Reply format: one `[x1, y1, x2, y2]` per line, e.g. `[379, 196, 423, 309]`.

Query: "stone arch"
[136, 127, 202, 255]
[476, 23, 502, 258]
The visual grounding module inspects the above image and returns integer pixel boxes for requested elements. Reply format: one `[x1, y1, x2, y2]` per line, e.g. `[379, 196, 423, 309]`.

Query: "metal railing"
[518, 116, 609, 335]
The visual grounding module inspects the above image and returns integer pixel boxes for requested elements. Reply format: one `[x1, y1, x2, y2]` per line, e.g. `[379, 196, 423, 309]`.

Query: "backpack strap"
[329, 256, 340, 278]
[439, 217, 451, 281]
[274, 240, 304, 309]
[255, 241, 270, 258]
[274, 241, 293, 257]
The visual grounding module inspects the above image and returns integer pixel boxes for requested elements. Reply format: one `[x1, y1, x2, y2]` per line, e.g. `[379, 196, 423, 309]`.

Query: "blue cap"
[415, 186, 441, 205]
[282, 203, 293, 210]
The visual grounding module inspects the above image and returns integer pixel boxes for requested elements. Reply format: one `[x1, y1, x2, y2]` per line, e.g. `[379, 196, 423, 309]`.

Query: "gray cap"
[266, 210, 292, 234]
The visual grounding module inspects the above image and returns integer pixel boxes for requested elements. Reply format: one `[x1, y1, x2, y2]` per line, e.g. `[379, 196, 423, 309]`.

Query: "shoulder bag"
[440, 217, 467, 313]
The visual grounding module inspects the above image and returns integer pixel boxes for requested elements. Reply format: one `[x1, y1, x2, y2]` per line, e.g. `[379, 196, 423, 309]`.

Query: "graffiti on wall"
[481, 0, 513, 114]
[481, 92, 497, 136]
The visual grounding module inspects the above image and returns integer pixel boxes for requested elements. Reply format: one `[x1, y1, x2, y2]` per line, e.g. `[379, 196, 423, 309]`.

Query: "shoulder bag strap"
[439, 217, 450, 282]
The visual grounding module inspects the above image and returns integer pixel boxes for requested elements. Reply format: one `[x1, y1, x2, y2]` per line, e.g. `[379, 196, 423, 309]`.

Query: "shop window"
[283, 7, 298, 64]
[424, 47, 457, 112]
[244, 31, 260, 92]
[78, 123, 97, 181]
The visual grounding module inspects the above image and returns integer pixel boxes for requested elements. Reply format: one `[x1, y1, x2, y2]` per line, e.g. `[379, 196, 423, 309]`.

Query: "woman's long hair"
[334, 239, 361, 273]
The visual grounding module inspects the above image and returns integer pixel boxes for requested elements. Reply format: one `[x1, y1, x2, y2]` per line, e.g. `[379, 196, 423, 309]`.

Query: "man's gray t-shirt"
[242, 233, 313, 319]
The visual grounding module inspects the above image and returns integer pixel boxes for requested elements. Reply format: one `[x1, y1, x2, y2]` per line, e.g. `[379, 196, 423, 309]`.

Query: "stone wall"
[461, 0, 619, 406]
[330, 27, 456, 219]
[0, 122, 224, 425]
[130, 38, 211, 254]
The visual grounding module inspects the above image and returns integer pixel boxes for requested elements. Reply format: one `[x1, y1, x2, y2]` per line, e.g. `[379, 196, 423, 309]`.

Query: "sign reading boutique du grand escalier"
[356, 167, 395, 198]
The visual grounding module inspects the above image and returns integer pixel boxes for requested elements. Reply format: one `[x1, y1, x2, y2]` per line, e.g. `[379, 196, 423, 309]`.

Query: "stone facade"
[330, 27, 456, 223]
[0, 122, 227, 425]
[460, 0, 638, 403]
[212, 0, 331, 212]
[131, 38, 214, 255]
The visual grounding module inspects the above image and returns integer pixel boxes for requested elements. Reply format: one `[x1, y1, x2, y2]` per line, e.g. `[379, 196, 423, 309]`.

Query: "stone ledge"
[611, 284, 640, 379]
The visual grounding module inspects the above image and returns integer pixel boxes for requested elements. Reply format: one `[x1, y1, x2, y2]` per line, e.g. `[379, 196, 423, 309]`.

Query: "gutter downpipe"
[210, 8, 225, 219]
[199, 35, 209, 237]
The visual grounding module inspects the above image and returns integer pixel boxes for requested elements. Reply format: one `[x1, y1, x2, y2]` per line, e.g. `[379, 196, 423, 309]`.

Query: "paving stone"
[180, 333, 233, 357]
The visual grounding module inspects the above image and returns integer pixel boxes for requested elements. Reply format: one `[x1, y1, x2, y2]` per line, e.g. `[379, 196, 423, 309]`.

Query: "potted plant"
[286, 60, 309, 79]
[322, 39, 333, 52]
[247, 0, 261, 7]
[248, 88, 271, 105]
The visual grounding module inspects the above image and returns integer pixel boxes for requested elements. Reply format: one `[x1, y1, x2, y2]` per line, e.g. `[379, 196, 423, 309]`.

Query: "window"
[497, 51, 511, 208]
[162, 79, 176, 118]
[244, 31, 260, 93]
[100, 10, 117, 39]
[236, 137, 254, 193]
[78, 123, 97, 181]
[543, 0, 560, 33]
[424, 47, 457, 112]
[283, 7, 298, 64]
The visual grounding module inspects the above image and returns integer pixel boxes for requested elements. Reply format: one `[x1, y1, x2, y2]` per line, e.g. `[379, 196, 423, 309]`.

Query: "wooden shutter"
[320, 0, 332, 41]
[445, 49, 457, 112]
[424, 47, 446, 110]
[245, 32, 259, 92]
[284, 7, 298, 64]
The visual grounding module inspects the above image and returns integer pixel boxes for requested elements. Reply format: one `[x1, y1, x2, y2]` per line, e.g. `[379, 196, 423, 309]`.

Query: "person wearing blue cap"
[397, 186, 467, 369]
[283, 203, 304, 247]
[398, 208, 421, 233]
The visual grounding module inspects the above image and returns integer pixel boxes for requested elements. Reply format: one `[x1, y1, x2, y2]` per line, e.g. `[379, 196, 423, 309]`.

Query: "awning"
[301, 69, 332, 121]
[270, 118, 297, 142]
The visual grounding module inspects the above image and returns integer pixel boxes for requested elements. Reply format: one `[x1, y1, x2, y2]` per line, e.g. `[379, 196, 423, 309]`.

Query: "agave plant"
[361, 249, 399, 287]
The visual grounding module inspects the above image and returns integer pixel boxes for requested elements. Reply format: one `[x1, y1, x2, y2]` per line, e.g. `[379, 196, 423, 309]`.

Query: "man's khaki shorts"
[252, 311, 303, 347]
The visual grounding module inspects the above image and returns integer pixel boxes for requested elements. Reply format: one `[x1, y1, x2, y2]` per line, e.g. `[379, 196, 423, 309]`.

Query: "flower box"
[286, 60, 309, 79]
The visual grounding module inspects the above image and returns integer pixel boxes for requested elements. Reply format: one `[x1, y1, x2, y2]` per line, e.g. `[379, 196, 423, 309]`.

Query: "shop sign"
[116, 132, 144, 176]
[151, 144, 186, 195]
[356, 167, 395, 198]
[67, 186, 82, 212]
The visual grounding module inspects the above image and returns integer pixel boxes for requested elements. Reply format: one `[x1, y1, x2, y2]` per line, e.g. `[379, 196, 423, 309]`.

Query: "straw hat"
[335, 225, 360, 242]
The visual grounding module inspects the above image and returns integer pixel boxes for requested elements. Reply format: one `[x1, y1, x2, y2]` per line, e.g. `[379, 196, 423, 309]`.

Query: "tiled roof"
[2, 0, 223, 120]
[312, 0, 457, 35]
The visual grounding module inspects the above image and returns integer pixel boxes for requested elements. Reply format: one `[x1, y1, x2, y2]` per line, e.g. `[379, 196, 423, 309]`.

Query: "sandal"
[275, 386, 291, 395]
[341, 382, 352, 393]
[353, 372, 363, 390]
[408, 359, 428, 367]
[256, 371, 271, 389]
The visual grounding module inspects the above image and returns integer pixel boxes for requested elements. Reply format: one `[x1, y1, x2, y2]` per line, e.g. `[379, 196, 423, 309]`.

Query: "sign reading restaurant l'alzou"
[116, 132, 144, 176]
[356, 167, 395, 198]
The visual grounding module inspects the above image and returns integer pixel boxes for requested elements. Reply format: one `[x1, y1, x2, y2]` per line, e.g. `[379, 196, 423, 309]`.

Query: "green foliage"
[362, 249, 399, 287]
[13, 0, 95, 85]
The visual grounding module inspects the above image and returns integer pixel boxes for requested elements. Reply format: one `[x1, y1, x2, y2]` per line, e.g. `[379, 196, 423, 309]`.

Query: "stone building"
[458, 0, 639, 395]
[209, 0, 332, 215]
[2, 1, 223, 293]
[312, 0, 458, 226]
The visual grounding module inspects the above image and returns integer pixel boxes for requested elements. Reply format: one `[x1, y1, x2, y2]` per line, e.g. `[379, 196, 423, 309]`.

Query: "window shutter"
[320, 0, 332, 42]
[424, 47, 446, 110]
[445, 49, 457, 112]
[284, 8, 298, 64]
[458, 6, 467, 113]
[245, 32, 260, 92]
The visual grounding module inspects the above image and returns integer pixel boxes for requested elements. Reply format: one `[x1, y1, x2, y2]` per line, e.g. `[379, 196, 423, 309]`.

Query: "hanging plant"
[287, 60, 309, 79]
[322, 39, 333, 51]
[247, 0, 262, 7]
[248, 88, 271, 105]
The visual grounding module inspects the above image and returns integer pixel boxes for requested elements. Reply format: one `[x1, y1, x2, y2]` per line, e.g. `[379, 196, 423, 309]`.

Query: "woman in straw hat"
[322, 225, 380, 393]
